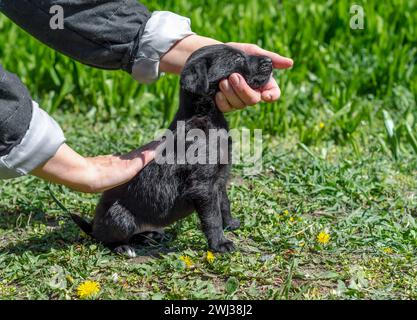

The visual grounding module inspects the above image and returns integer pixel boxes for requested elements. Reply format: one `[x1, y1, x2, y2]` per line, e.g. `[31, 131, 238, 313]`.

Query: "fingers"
[260, 77, 281, 102]
[130, 149, 155, 172]
[272, 54, 293, 69]
[87, 149, 156, 193]
[120, 148, 156, 183]
[254, 48, 293, 69]
[217, 42, 292, 112]
[228, 74, 261, 105]
[215, 92, 233, 113]
[218, 78, 245, 109]
[216, 73, 262, 112]
[216, 73, 284, 112]
[226, 42, 294, 69]
[261, 85, 281, 102]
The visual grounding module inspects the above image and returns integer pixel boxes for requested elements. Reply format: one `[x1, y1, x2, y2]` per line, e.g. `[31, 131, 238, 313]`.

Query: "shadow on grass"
[0, 207, 182, 260]
[0, 207, 80, 255]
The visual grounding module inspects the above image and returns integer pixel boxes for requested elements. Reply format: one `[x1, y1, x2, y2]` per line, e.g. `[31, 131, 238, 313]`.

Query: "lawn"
[1, 0, 417, 299]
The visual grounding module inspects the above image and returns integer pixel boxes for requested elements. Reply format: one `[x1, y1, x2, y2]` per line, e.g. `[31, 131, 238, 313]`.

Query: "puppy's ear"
[180, 60, 209, 94]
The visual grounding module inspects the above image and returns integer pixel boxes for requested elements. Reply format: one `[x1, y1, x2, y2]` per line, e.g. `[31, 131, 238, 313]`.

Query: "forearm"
[32, 143, 155, 193]
[0, 0, 150, 72]
[0, 62, 155, 190]
[31, 144, 93, 192]
[0, 0, 194, 83]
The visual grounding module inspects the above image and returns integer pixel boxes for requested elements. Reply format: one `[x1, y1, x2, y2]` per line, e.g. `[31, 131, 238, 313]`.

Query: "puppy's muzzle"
[259, 57, 273, 73]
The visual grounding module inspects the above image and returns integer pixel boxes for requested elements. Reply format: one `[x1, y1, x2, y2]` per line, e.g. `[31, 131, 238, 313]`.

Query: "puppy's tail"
[47, 185, 93, 236]
[70, 213, 93, 235]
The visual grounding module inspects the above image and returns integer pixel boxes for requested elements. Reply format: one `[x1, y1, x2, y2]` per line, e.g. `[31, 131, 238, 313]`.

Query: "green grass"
[1, 0, 417, 299]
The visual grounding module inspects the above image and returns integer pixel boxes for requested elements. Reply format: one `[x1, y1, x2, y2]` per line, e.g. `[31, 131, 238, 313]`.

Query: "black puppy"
[71, 44, 273, 257]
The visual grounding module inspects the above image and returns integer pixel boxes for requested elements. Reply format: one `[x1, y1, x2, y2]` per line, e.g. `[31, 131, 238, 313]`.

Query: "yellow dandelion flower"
[283, 210, 289, 215]
[319, 122, 325, 129]
[289, 217, 295, 223]
[383, 247, 393, 254]
[77, 280, 100, 299]
[206, 251, 215, 264]
[317, 231, 330, 244]
[179, 255, 194, 268]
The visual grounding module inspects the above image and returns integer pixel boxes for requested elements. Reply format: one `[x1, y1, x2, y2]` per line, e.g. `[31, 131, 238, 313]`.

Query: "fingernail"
[220, 80, 229, 91]
[230, 74, 240, 86]
[262, 91, 271, 101]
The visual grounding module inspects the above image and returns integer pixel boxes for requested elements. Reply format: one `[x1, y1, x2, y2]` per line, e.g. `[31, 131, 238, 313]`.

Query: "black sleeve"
[0, 63, 66, 179]
[0, 64, 33, 157]
[0, 0, 151, 73]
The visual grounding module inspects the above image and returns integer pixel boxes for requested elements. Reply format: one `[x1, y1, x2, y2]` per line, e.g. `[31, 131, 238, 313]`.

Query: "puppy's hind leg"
[93, 202, 137, 257]
[219, 186, 240, 231]
[113, 245, 137, 258]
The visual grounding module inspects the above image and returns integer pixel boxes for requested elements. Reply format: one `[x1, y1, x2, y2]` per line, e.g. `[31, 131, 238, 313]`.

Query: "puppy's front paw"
[114, 245, 136, 258]
[210, 239, 235, 253]
[224, 218, 241, 231]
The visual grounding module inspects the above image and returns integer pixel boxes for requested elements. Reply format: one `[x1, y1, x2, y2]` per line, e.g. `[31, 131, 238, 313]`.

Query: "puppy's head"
[180, 44, 273, 97]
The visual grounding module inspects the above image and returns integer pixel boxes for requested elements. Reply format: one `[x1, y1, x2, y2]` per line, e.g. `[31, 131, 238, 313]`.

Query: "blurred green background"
[0, 0, 416, 155]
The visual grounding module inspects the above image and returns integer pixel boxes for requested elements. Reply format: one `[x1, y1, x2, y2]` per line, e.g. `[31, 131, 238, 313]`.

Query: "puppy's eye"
[234, 56, 243, 62]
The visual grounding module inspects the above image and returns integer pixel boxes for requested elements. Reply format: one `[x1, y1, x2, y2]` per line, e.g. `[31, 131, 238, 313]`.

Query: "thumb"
[267, 52, 294, 69]
[253, 47, 293, 69]
[128, 149, 156, 174]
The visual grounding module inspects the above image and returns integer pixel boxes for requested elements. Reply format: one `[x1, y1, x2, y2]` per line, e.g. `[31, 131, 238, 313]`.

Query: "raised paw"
[224, 218, 241, 231]
[114, 245, 136, 258]
[210, 239, 235, 253]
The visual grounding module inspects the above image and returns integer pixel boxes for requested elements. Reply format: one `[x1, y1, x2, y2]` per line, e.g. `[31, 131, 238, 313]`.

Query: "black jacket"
[0, 0, 193, 179]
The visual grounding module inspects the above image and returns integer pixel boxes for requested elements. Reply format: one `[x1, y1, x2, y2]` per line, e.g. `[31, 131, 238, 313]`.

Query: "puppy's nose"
[260, 57, 273, 68]
[259, 57, 273, 73]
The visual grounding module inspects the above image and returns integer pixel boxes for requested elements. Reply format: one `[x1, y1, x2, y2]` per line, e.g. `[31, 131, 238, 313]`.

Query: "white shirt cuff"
[131, 11, 195, 84]
[0, 101, 66, 179]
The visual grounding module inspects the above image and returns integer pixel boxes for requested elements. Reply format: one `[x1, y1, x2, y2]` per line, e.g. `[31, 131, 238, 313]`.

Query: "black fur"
[70, 213, 92, 235]
[72, 44, 273, 255]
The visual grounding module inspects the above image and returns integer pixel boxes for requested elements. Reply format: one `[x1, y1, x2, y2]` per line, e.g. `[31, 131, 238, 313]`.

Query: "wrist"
[32, 144, 156, 193]
[32, 144, 99, 193]
[159, 35, 222, 74]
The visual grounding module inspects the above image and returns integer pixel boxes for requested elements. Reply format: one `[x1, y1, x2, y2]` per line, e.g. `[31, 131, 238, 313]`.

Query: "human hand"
[216, 42, 293, 112]
[32, 143, 156, 193]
